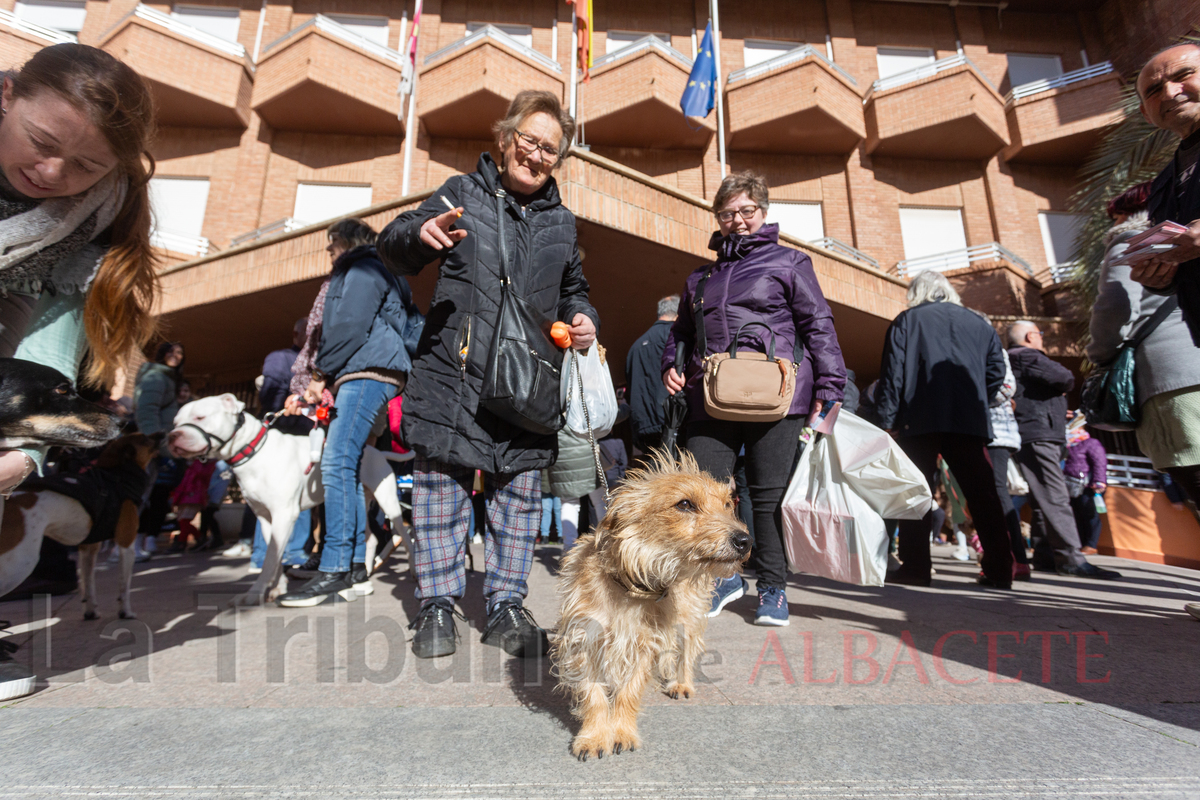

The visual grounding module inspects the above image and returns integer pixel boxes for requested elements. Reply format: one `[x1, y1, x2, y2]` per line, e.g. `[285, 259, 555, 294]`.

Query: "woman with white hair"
[875, 270, 1015, 589]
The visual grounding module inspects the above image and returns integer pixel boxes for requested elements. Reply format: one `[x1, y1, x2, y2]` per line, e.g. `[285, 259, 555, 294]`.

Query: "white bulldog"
[168, 394, 407, 605]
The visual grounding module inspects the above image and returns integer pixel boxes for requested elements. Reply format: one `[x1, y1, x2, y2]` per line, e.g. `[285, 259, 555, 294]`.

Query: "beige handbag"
[702, 322, 796, 422]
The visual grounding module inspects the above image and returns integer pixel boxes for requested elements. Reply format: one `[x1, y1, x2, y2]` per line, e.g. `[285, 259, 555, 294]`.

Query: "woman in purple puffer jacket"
[663, 171, 847, 627]
[1064, 416, 1108, 554]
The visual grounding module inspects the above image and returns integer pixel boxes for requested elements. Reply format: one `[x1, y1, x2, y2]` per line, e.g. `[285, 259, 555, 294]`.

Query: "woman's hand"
[0, 450, 35, 496]
[283, 394, 304, 416]
[805, 399, 825, 428]
[663, 368, 685, 395]
[419, 208, 468, 251]
[303, 379, 326, 406]
[569, 313, 597, 350]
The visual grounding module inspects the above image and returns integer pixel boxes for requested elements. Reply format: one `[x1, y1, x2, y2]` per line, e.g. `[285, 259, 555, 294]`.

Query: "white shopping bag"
[1006, 456, 1029, 496]
[561, 344, 618, 439]
[781, 433, 890, 587]
[824, 407, 933, 521]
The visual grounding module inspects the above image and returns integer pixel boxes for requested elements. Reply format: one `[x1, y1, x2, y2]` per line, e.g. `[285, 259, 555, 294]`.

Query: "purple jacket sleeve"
[1086, 437, 1108, 485]
[788, 254, 846, 404]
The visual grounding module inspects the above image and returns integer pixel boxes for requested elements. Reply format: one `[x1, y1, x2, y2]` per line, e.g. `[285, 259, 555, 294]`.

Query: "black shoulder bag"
[478, 189, 566, 435]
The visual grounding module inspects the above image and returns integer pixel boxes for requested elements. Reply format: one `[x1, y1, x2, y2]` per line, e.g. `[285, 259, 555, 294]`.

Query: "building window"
[466, 22, 533, 50]
[769, 201, 824, 242]
[743, 39, 798, 69]
[899, 206, 968, 263]
[1038, 211, 1085, 266]
[1006, 53, 1063, 88]
[149, 176, 210, 246]
[327, 14, 390, 48]
[13, 0, 86, 34]
[293, 183, 373, 227]
[875, 46, 935, 80]
[172, 5, 241, 43]
[605, 30, 669, 55]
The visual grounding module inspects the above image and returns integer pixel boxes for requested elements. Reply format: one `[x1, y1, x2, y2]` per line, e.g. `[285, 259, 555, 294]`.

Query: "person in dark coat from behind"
[625, 294, 678, 455]
[875, 271, 1014, 589]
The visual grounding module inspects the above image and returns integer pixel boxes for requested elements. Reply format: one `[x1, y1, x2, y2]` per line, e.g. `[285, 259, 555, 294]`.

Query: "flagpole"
[709, 0, 726, 177]
[401, 70, 419, 196]
[569, 5, 578, 127]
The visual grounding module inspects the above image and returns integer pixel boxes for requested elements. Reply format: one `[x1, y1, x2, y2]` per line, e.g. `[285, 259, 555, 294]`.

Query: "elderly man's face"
[1138, 45, 1200, 139]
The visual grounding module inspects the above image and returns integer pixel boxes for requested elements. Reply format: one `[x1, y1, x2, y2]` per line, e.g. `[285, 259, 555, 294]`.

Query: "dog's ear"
[148, 431, 166, 444]
[219, 393, 246, 414]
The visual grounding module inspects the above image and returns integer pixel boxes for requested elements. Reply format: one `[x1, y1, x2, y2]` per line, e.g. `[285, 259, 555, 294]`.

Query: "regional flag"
[680, 22, 717, 118]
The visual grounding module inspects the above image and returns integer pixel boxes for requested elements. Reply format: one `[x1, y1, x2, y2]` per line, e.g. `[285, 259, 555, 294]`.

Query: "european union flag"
[680, 22, 717, 118]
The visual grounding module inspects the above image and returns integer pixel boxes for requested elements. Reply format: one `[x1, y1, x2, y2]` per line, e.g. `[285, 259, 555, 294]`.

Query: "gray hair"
[906, 270, 962, 308]
[657, 294, 680, 318]
[1007, 320, 1038, 348]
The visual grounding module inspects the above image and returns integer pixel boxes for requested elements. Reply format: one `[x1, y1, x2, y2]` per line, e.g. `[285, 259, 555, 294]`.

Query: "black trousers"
[988, 447, 1030, 564]
[685, 415, 803, 590]
[896, 434, 1014, 583]
[1166, 465, 1200, 507]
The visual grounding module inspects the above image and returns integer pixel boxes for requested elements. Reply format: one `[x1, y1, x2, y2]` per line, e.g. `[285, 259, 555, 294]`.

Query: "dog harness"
[177, 412, 268, 466]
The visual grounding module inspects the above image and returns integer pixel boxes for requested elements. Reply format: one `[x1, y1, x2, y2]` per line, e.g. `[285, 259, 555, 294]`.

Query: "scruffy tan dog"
[551, 450, 751, 760]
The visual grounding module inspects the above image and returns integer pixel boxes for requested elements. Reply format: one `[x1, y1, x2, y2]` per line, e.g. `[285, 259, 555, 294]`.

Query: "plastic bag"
[781, 433, 890, 586]
[1006, 457, 1029, 496]
[561, 344, 618, 439]
[824, 407, 934, 521]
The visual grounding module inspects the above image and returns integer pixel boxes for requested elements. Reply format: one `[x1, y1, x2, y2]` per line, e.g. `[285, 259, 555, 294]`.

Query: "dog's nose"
[731, 531, 751, 556]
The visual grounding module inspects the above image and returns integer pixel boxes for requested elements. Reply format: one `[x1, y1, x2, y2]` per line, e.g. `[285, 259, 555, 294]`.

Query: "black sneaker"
[1057, 562, 1122, 580]
[350, 563, 373, 597]
[480, 600, 549, 658]
[285, 554, 322, 579]
[0, 623, 35, 702]
[276, 571, 355, 607]
[409, 598, 461, 659]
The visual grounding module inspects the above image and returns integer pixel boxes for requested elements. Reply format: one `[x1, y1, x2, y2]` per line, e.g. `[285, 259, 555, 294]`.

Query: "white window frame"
[605, 30, 669, 56]
[326, 13, 391, 48]
[875, 46, 935, 80]
[768, 201, 825, 242]
[292, 182, 374, 227]
[1038, 211, 1085, 267]
[13, 0, 86, 34]
[466, 21, 533, 50]
[171, 4, 241, 44]
[743, 38, 799, 69]
[898, 206, 968, 262]
[1006, 53, 1064, 89]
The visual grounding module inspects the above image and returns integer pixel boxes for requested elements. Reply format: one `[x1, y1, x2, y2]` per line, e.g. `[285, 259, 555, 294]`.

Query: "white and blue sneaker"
[707, 575, 748, 618]
[754, 585, 790, 626]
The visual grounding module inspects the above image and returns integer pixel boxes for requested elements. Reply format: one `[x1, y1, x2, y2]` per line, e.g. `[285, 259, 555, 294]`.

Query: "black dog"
[0, 358, 120, 450]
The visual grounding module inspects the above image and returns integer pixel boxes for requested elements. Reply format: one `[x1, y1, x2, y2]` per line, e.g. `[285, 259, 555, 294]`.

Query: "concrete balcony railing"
[229, 218, 304, 248]
[0, 9, 76, 69]
[580, 35, 711, 148]
[1002, 62, 1123, 164]
[809, 237, 879, 269]
[1048, 263, 1077, 284]
[896, 242, 1032, 278]
[726, 45, 863, 154]
[864, 54, 1009, 160]
[1106, 454, 1161, 491]
[152, 229, 211, 257]
[99, 4, 253, 128]
[419, 24, 564, 140]
[253, 15, 405, 135]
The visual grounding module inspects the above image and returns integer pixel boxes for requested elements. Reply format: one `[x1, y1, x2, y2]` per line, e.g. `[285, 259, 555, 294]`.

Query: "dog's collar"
[611, 573, 668, 602]
[226, 418, 268, 466]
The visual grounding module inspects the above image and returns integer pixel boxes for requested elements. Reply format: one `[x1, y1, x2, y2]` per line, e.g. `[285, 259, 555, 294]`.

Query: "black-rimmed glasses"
[717, 204, 761, 223]
[514, 130, 560, 162]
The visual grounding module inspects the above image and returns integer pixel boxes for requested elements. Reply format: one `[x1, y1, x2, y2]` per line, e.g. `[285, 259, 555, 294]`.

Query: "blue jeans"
[251, 509, 311, 569]
[319, 379, 397, 573]
[540, 494, 561, 539]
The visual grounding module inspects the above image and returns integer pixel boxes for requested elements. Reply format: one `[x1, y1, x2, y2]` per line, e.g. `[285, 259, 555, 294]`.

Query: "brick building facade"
[0, 0, 1192, 392]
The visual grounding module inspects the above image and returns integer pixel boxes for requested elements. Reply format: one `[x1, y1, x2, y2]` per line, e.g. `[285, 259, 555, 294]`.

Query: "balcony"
[0, 9, 75, 68]
[808, 237, 879, 268]
[419, 25, 563, 140]
[152, 229, 211, 258]
[725, 46, 863, 155]
[99, 5, 252, 128]
[896, 242, 1032, 278]
[1003, 63, 1123, 164]
[253, 15, 405, 136]
[229, 218, 304, 247]
[864, 55, 1009, 160]
[578, 36, 712, 149]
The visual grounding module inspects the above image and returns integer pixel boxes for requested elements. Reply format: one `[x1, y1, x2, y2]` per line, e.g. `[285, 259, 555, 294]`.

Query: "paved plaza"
[1, 540, 1198, 799]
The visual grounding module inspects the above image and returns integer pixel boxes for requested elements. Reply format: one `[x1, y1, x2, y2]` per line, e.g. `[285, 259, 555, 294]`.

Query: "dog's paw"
[665, 681, 693, 700]
[118, 610, 136, 620]
[230, 592, 266, 608]
[82, 610, 98, 621]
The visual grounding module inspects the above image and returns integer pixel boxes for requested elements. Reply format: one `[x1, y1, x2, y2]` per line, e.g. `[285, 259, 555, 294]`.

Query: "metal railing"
[869, 53, 995, 96]
[114, 5, 246, 58]
[0, 9, 76, 44]
[727, 44, 857, 86]
[896, 241, 1032, 277]
[1048, 263, 1077, 284]
[1005, 61, 1114, 104]
[808, 237, 879, 268]
[152, 229, 211, 257]
[263, 14, 404, 65]
[424, 23, 561, 73]
[229, 218, 304, 247]
[588, 34, 693, 71]
[1106, 454, 1162, 491]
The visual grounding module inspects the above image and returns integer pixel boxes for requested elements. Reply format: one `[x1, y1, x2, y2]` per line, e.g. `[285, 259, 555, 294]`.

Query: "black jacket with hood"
[377, 153, 598, 474]
[1008, 345, 1074, 445]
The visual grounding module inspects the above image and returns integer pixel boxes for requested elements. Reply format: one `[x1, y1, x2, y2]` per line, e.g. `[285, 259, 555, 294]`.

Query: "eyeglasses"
[717, 204, 761, 223]
[513, 130, 560, 162]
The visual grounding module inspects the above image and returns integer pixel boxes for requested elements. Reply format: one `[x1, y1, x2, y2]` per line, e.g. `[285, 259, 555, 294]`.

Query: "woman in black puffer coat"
[377, 90, 599, 661]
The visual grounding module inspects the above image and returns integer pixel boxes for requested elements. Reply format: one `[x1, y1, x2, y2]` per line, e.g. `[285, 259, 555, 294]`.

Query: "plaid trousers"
[411, 455, 541, 609]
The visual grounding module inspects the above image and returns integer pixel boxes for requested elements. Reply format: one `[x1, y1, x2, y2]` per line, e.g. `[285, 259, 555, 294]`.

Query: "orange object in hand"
[551, 321, 572, 348]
